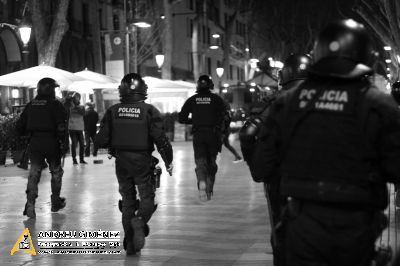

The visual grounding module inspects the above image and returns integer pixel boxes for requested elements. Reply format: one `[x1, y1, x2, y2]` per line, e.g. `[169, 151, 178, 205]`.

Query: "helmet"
[119, 73, 147, 97]
[196, 75, 214, 92]
[310, 19, 375, 79]
[279, 54, 312, 86]
[37, 77, 59, 97]
[391, 81, 400, 105]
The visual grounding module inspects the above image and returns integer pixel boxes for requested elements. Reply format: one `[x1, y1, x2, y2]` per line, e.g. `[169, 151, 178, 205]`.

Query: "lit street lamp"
[216, 67, 224, 94]
[155, 54, 165, 76]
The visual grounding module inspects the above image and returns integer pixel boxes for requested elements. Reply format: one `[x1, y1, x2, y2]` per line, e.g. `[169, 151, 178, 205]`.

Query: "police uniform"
[178, 75, 226, 200]
[95, 73, 173, 255]
[251, 20, 400, 266]
[16, 78, 68, 219]
[240, 54, 312, 266]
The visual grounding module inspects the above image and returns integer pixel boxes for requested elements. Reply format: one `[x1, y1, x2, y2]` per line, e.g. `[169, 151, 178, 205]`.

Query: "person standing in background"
[65, 92, 87, 165]
[84, 102, 99, 157]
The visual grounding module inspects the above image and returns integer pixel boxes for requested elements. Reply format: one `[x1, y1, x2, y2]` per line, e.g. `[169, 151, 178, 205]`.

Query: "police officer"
[251, 19, 400, 266]
[16, 78, 68, 218]
[178, 75, 227, 201]
[95, 73, 173, 255]
[239, 53, 311, 266]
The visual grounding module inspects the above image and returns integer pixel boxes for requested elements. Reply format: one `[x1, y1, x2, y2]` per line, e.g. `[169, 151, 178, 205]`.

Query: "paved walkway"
[0, 140, 274, 265]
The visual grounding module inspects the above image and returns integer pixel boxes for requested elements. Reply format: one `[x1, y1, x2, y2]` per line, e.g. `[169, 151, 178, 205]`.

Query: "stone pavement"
[0, 140, 274, 265]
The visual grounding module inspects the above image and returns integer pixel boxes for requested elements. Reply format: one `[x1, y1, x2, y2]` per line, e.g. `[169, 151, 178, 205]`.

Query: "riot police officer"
[239, 53, 311, 266]
[16, 78, 68, 218]
[251, 19, 400, 266]
[178, 75, 227, 201]
[95, 73, 173, 255]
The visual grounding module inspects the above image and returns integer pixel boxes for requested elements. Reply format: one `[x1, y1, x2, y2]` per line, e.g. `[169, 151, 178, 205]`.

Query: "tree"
[354, 0, 400, 81]
[28, 0, 70, 66]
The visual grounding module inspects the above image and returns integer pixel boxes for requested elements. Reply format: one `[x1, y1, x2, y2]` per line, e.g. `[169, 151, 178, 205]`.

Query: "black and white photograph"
[1, 0, 400, 265]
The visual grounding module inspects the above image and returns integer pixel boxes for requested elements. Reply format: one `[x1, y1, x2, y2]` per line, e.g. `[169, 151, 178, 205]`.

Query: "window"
[202, 25, 206, 44]
[98, 8, 104, 30]
[188, 53, 193, 71]
[82, 3, 90, 36]
[207, 57, 212, 75]
[237, 67, 240, 81]
[229, 64, 233, 80]
[207, 27, 210, 45]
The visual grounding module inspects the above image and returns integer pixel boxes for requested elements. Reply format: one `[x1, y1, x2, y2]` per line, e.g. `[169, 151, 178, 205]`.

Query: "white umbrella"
[74, 68, 119, 83]
[0, 64, 85, 88]
[69, 68, 119, 94]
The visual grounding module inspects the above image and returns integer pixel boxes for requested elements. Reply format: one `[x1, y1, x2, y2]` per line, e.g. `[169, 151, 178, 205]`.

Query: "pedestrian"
[239, 53, 312, 266]
[178, 75, 227, 201]
[15, 78, 69, 218]
[95, 73, 173, 255]
[222, 101, 242, 163]
[250, 19, 400, 266]
[84, 102, 99, 157]
[64, 92, 87, 165]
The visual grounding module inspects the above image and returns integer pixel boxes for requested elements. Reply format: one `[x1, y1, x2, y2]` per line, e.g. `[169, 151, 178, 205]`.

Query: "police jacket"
[95, 94, 173, 165]
[178, 91, 226, 130]
[16, 95, 68, 140]
[251, 77, 400, 210]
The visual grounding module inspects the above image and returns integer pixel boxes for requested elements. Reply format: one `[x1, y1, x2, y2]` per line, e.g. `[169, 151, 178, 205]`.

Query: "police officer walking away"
[240, 53, 311, 266]
[250, 19, 400, 266]
[179, 75, 227, 201]
[95, 73, 173, 255]
[16, 78, 68, 218]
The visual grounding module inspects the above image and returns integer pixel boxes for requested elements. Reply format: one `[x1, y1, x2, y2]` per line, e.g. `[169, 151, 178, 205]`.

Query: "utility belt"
[280, 175, 388, 210]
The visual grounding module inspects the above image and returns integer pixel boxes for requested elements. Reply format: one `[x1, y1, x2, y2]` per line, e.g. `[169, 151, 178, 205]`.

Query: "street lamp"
[216, 67, 224, 94]
[155, 54, 165, 74]
[18, 17, 32, 69]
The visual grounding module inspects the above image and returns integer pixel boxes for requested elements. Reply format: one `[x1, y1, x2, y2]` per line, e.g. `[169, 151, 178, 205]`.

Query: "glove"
[166, 163, 173, 176]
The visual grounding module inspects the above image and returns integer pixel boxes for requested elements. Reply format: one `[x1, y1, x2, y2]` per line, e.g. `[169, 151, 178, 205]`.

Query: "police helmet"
[310, 19, 375, 79]
[279, 54, 312, 86]
[119, 73, 147, 97]
[391, 81, 400, 105]
[37, 77, 59, 97]
[196, 75, 214, 92]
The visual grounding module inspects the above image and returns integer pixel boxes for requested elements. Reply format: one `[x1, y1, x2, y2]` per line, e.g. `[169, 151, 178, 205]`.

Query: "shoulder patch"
[115, 106, 143, 120]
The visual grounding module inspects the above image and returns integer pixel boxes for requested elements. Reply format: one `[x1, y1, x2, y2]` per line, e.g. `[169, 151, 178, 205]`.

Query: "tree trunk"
[162, 0, 173, 79]
[90, 0, 102, 73]
[29, 0, 70, 66]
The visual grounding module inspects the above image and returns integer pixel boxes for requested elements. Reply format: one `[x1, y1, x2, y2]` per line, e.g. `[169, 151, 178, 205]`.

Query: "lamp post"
[216, 67, 224, 94]
[123, 0, 152, 74]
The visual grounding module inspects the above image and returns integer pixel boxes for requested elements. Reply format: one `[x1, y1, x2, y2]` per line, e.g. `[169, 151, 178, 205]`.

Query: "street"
[0, 139, 273, 265]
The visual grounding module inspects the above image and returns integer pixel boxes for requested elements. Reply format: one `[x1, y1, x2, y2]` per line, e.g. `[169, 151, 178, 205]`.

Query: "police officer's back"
[95, 73, 173, 255]
[178, 75, 227, 200]
[16, 77, 68, 218]
[252, 19, 400, 266]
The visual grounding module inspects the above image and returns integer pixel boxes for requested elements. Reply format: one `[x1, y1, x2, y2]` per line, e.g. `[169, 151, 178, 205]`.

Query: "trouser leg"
[136, 182, 155, 224]
[223, 134, 241, 159]
[49, 159, 64, 199]
[84, 131, 91, 156]
[69, 131, 78, 160]
[78, 131, 85, 161]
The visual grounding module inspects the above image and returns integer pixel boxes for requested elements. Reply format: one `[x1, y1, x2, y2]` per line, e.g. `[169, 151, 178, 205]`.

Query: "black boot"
[23, 201, 36, 218]
[51, 196, 66, 212]
[72, 158, 78, 165]
[80, 159, 87, 164]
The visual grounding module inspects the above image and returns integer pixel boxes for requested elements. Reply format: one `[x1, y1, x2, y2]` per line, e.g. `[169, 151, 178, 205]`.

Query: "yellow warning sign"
[10, 227, 36, 256]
